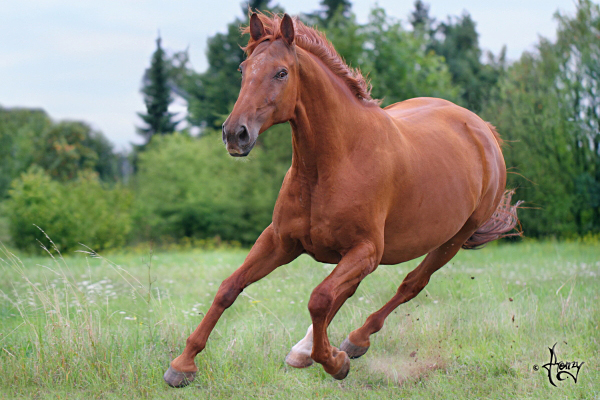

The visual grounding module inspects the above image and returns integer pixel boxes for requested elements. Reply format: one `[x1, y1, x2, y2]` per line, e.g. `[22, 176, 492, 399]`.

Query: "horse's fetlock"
[311, 348, 331, 365]
[185, 337, 204, 354]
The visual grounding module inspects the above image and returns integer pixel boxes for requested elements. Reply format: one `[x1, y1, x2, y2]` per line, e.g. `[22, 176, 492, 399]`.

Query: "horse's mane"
[241, 12, 379, 105]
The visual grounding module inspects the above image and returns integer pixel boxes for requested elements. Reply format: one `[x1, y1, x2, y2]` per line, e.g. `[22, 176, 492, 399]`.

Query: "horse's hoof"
[163, 366, 196, 388]
[285, 350, 314, 368]
[331, 351, 351, 380]
[340, 337, 369, 359]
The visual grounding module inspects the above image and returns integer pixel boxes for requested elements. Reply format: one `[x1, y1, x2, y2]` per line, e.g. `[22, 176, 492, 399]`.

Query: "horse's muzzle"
[223, 122, 256, 156]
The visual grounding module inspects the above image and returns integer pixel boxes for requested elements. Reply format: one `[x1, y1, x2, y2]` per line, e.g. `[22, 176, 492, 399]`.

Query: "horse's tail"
[486, 122, 503, 146]
[462, 190, 523, 250]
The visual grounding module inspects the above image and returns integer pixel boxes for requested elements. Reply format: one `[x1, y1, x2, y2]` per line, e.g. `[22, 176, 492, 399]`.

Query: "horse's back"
[384, 97, 504, 174]
[384, 97, 488, 135]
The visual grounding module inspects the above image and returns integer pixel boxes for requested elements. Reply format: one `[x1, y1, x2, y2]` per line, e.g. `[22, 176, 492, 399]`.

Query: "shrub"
[134, 132, 281, 244]
[6, 167, 132, 253]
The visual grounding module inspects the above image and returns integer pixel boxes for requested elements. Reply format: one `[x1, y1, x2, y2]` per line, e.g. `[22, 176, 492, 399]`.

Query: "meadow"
[0, 240, 598, 399]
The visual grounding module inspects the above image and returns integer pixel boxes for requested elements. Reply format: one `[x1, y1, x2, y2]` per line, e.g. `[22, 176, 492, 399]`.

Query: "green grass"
[0, 241, 598, 399]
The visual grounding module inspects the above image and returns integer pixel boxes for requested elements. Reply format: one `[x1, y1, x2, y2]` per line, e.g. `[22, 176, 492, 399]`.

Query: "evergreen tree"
[321, 0, 351, 21]
[410, 0, 435, 36]
[246, 0, 271, 11]
[429, 11, 504, 112]
[303, 0, 352, 27]
[137, 36, 178, 145]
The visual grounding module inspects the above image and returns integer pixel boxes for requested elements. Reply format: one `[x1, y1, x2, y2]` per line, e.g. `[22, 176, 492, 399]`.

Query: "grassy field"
[0, 240, 598, 399]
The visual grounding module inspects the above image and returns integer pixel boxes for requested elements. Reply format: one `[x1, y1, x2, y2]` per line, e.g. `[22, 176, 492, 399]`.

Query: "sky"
[0, 0, 578, 150]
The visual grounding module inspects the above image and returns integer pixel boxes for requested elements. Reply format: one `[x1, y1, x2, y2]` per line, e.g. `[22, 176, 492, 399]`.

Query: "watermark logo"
[533, 343, 584, 387]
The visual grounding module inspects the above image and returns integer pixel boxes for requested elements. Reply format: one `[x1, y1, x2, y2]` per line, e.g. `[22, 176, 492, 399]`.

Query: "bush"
[6, 167, 133, 253]
[134, 132, 284, 244]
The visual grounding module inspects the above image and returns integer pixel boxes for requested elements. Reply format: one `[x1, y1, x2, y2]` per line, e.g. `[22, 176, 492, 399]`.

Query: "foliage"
[133, 132, 285, 244]
[303, 0, 352, 26]
[554, 0, 600, 230]
[6, 167, 132, 253]
[0, 107, 51, 198]
[32, 121, 119, 182]
[184, 22, 246, 130]
[137, 37, 179, 145]
[359, 7, 460, 105]
[0, 107, 120, 200]
[428, 10, 505, 112]
[482, 0, 600, 236]
[409, 0, 435, 36]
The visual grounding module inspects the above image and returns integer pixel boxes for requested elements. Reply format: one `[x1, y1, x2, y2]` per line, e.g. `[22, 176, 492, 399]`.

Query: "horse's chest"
[276, 194, 358, 263]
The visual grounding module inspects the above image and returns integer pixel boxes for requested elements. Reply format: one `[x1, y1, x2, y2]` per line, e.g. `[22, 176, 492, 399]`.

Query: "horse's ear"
[250, 13, 266, 41]
[280, 13, 294, 46]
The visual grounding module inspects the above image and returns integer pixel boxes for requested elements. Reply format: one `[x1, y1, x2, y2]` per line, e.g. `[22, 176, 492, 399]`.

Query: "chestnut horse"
[164, 13, 521, 387]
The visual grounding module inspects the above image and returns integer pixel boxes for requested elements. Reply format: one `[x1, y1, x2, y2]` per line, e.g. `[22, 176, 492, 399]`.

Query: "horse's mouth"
[227, 141, 255, 157]
[229, 151, 251, 157]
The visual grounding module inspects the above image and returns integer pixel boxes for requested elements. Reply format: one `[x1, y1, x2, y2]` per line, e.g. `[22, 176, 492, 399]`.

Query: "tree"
[303, 0, 352, 27]
[429, 11, 505, 112]
[0, 107, 120, 199]
[321, 0, 352, 22]
[359, 7, 460, 105]
[32, 121, 115, 182]
[0, 107, 51, 198]
[481, 0, 600, 236]
[554, 0, 600, 231]
[182, 22, 247, 129]
[410, 0, 435, 38]
[246, 0, 272, 11]
[137, 36, 179, 145]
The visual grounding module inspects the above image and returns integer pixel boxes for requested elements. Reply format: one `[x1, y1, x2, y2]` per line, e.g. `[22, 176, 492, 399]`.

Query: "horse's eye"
[275, 70, 288, 79]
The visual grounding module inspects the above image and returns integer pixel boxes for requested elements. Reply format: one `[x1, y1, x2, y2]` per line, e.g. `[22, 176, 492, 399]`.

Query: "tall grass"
[0, 240, 186, 398]
[0, 240, 598, 399]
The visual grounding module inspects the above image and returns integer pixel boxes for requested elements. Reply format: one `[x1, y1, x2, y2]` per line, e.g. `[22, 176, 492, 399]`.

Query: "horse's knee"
[308, 286, 333, 317]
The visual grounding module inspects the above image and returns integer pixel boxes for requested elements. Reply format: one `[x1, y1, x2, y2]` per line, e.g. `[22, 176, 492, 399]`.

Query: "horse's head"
[222, 13, 298, 157]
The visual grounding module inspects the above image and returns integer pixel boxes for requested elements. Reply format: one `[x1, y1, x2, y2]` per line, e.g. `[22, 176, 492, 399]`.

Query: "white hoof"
[285, 324, 314, 368]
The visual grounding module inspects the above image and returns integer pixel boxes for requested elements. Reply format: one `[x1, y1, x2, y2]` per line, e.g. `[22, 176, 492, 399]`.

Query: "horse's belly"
[379, 177, 481, 264]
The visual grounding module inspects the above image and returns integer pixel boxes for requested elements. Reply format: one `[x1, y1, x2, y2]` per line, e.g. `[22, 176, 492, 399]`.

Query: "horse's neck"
[289, 50, 375, 177]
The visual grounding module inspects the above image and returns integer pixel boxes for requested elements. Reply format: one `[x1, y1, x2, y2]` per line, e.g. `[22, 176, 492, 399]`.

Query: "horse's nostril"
[238, 126, 250, 144]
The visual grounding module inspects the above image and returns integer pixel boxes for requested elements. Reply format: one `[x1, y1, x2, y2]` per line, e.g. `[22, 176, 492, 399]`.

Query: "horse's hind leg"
[341, 229, 474, 358]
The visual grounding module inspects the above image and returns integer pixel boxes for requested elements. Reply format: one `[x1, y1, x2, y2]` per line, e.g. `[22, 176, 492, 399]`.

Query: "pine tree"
[303, 0, 352, 27]
[321, 0, 351, 21]
[410, 0, 435, 37]
[137, 36, 178, 145]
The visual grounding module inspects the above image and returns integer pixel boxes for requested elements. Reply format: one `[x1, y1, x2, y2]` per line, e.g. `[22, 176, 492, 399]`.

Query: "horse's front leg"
[308, 241, 380, 380]
[164, 224, 301, 387]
